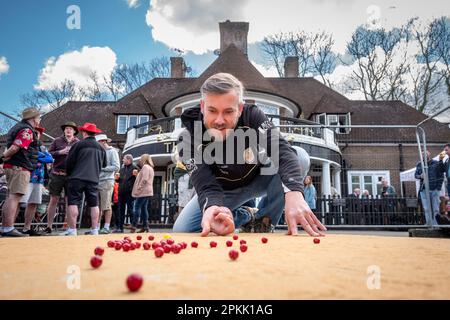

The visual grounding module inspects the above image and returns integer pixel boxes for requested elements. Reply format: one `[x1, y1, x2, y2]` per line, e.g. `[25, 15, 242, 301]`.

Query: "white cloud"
[35, 46, 117, 90]
[126, 0, 140, 8]
[251, 61, 279, 77]
[145, 0, 449, 54]
[0, 56, 10, 77]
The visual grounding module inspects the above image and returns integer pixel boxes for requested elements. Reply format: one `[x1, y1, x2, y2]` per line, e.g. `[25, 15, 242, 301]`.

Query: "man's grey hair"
[123, 154, 133, 161]
[200, 72, 244, 103]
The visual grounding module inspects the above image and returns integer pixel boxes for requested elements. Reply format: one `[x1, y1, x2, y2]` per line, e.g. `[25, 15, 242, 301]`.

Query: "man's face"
[123, 157, 131, 166]
[65, 127, 75, 137]
[30, 116, 41, 127]
[200, 91, 244, 141]
[445, 145, 450, 156]
[99, 140, 107, 149]
[382, 180, 388, 187]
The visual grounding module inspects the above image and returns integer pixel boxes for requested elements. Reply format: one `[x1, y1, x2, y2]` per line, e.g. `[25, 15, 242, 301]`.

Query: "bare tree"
[261, 30, 337, 83]
[434, 17, 450, 99]
[20, 79, 79, 111]
[0, 116, 15, 135]
[19, 56, 192, 113]
[344, 24, 411, 101]
[406, 17, 447, 113]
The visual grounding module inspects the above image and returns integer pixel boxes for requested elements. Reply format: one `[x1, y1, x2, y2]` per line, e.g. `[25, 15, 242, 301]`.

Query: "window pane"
[327, 115, 338, 125]
[129, 116, 138, 129]
[139, 116, 149, 124]
[351, 175, 360, 184]
[257, 103, 280, 126]
[364, 176, 372, 184]
[117, 116, 127, 134]
[318, 114, 326, 125]
[138, 116, 149, 134]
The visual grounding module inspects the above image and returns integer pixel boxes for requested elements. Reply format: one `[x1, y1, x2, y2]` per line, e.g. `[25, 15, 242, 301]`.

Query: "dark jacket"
[179, 104, 304, 211]
[5, 120, 39, 171]
[415, 159, 445, 192]
[66, 136, 106, 183]
[48, 135, 80, 173]
[442, 158, 450, 181]
[118, 163, 138, 196]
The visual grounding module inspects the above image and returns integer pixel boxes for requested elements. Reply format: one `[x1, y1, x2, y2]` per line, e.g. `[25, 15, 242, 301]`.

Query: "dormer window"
[315, 113, 351, 134]
[117, 115, 151, 134]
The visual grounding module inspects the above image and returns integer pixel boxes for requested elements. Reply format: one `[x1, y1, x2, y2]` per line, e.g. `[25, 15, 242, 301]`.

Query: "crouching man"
[173, 73, 326, 237]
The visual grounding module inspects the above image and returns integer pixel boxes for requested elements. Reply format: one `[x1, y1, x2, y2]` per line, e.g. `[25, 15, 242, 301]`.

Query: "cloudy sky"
[0, 0, 449, 114]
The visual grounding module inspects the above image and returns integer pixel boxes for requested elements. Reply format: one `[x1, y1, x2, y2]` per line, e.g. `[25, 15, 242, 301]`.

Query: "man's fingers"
[304, 213, 324, 236]
[311, 213, 327, 232]
[212, 212, 235, 235]
[200, 220, 211, 237]
[298, 214, 319, 237]
[286, 213, 298, 236]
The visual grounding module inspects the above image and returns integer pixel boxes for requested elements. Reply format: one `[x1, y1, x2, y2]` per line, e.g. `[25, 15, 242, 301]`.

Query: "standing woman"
[131, 154, 154, 233]
[303, 176, 317, 213]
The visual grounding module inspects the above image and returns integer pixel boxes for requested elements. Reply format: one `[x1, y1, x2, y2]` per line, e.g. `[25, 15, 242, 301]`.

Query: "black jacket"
[5, 121, 39, 171]
[66, 137, 106, 183]
[118, 163, 138, 196]
[178, 104, 304, 211]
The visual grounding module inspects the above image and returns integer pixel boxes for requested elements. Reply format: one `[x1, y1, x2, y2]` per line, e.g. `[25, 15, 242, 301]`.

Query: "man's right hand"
[59, 147, 70, 155]
[201, 206, 235, 237]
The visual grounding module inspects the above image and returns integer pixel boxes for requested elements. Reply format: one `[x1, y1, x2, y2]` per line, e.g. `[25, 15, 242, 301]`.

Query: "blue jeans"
[173, 174, 285, 233]
[116, 193, 134, 231]
[420, 189, 440, 225]
[133, 196, 150, 228]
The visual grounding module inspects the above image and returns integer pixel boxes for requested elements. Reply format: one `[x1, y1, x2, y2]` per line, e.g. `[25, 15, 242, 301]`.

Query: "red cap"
[78, 123, 102, 134]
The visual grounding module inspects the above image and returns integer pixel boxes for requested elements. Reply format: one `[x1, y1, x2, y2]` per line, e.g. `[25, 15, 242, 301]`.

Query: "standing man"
[1, 107, 41, 237]
[113, 154, 138, 233]
[21, 126, 54, 236]
[173, 73, 326, 237]
[95, 134, 120, 234]
[415, 150, 445, 225]
[440, 144, 450, 196]
[61, 123, 106, 236]
[45, 121, 79, 234]
[381, 179, 396, 197]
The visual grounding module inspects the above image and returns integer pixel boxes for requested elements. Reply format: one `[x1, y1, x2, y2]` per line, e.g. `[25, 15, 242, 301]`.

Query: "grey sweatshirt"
[99, 146, 120, 183]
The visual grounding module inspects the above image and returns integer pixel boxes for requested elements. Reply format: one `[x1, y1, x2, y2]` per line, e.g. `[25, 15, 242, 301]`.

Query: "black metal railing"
[312, 195, 425, 226]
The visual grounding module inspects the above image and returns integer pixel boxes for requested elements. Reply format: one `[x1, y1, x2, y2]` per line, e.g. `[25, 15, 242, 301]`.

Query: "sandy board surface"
[0, 233, 449, 299]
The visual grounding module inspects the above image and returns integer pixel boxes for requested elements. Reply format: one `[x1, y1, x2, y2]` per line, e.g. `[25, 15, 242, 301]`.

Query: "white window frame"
[317, 113, 327, 125]
[138, 115, 150, 134]
[315, 113, 351, 134]
[117, 115, 128, 134]
[117, 114, 151, 134]
[347, 170, 390, 196]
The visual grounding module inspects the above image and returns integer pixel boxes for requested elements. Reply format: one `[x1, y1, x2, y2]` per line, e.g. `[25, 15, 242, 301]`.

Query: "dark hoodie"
[179, 104, 304, 211]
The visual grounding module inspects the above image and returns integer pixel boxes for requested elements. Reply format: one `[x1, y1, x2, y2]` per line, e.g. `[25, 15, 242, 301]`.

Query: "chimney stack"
[219, 20, 249, 55]
[170, 57, 186, 78]
[284, 56, 299, 78]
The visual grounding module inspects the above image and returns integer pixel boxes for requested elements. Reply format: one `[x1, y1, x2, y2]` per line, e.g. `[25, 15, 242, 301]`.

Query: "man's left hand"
[284, 191, 327, 237]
